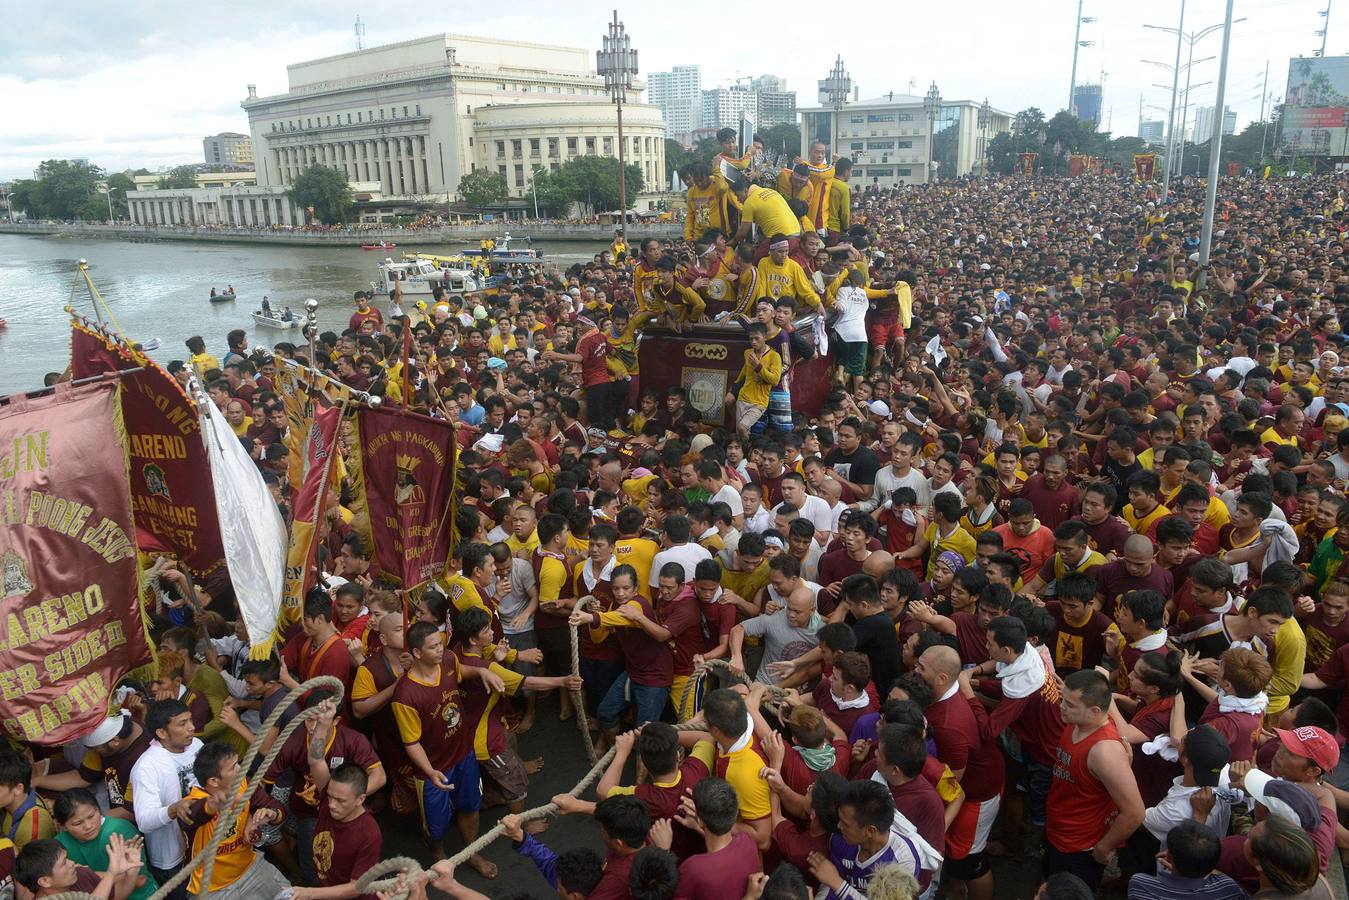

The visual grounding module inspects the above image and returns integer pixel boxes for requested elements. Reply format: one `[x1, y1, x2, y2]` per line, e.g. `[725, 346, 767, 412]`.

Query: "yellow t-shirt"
[736, 347, 783, 408]
[924, 523, 977, 579]
[756, 256, 821, 307]
[506, 530, 540, 556]
[740, 186, 801, 240]
[1260, 427, 1299, 448]
[718, 738, 772, 821]
[1123, 503, 1171, 535]
[614, 536, 659, 598]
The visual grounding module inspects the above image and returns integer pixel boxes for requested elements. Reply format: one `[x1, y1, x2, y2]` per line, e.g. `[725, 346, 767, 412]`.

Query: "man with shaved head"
[915, 645, 1004, 900]
[1092, 533, 1172, 621]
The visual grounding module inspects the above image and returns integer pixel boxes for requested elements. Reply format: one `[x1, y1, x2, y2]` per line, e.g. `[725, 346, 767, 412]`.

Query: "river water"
[0, 233, 609, 393]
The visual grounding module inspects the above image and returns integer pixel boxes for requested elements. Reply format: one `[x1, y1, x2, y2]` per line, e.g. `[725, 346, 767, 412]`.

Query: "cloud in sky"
[1, 0, 1337, 180]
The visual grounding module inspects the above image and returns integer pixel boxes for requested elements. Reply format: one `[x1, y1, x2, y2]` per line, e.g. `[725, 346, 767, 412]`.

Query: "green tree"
[757, 123, 801, 163]
[551, 155, 644, 214]
[158, 165, 198, 190]
[529, 169, 575, 216]
[287, 164, 353, 224]
[8, 159, 105, 220]
[457, 169, 507, 212]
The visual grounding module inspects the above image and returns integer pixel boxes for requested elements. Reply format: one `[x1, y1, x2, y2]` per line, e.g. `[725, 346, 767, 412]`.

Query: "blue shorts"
[415, 755, 482, 840]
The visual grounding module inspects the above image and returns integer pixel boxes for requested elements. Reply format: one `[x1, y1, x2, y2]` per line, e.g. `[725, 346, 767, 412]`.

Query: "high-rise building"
[1193, 105, 1237, 143]
[702, 86, 759, 131]
[203, 132, 254, 165]
[648, 65, 702, 142]
[752, 75, 797, 127]
[1072, 84, 1103, 127]
[1138, 120, 1165, 144]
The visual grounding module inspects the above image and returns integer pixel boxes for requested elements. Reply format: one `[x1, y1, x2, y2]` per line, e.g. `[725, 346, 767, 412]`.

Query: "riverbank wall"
[0, 221, 683, 247]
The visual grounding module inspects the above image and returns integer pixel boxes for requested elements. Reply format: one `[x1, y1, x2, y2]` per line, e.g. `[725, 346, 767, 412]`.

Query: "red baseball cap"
[1277, 726, 1341, 772]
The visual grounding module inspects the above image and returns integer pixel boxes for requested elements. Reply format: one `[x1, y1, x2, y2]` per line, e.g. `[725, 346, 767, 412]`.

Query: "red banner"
[1069, 154, 1088, 177]
[0, 382, 153, 744]
[1134, 154, 1157, 182]
[70, 320, 224, 576]
[358, 405, 457, 588]
[1227, 161, 1240, 177]
[282, 404, 341, 623]
[1018, 152, 1038, 176]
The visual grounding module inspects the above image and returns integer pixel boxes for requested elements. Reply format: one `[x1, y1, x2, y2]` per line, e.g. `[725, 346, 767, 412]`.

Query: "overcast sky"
[1, 0, 1338, 180]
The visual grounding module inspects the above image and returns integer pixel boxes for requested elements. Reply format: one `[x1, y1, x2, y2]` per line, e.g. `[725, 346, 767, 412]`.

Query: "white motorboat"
[253, 307, 300, 329]
[374, 257, 479, 301]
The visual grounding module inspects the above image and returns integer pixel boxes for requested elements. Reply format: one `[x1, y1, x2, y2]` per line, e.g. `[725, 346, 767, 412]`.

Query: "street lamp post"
[978, 99, 992, 177]
[924, 81, 942, 184]
[821, 57, 852, 161]
[1198, 0, 1236, 291]
[530, 166, 544, 219]
[596, 10, 638, 243]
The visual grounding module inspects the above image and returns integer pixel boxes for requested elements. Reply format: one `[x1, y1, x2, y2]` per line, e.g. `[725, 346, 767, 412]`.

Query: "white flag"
[201, 400, 286, 655]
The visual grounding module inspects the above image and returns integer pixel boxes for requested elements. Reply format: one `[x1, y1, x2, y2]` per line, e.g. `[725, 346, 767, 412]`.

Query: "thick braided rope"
[568, 596, 599, 764]
[46, 674, 347, 900]
[353, 855, 427, 897]
[165, 674, 346, 899]
[680, 658, 789, 714]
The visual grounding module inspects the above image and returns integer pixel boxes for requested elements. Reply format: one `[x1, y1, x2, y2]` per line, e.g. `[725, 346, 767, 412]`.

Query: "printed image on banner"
[358, 405, 457, 588]
[1284, 56, 1349, 156]
[70, 318, 224, 576]
[282, 404, 341, 621]
[0, 382, 153, 744]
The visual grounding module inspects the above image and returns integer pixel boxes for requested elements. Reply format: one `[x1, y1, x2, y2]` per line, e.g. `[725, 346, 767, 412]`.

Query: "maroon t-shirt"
[1128, 697, 1183, 807]
[778, 740, 852, 795]
[812, 680, 879, 738]
[1020, 475, 1082, 530]
[951, 611, 990, 666]
[1198, 700, 1262, 763]
[1077, 515, 1133, 558]
[314, 802, 383, 897]
[674, 832, 762, 900]
[588, 849, 636, 900]
[265, 725, 380, 818]
[1302, 607, 1349, 673]
[1094, 560, 1174, 620]
[926, 693, 1004, 802]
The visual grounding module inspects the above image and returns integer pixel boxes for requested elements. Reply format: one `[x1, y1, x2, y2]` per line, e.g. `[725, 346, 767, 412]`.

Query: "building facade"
[202, 132, 254, 166]
[1138, 120, 1165, 144]
[241, 33, 660, 201]
[1072, 84, 1103, 127]
[648, 65, 702, 142]
[701, 86, 758, 131]
[798, 94, 1011, 186]
[1193, 105, 1237, 143]
[471, 101, 665, 199]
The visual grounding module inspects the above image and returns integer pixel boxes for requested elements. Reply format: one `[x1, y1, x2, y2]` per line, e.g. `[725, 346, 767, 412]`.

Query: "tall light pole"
[1068, 2, 1097, 114]
[530, 166, 544, 219]
[1159, 0, 1184, 202]
[978, 98, 992, 177]
[924, 81, 942, 184]
[1144, 14, 1244, 189]
[1198, 0, 1236, 291]
[821, 56, 852, 160]
[597, 10, 638, 243]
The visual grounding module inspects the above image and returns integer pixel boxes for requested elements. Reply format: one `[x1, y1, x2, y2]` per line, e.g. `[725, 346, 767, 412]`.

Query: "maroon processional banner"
[0, 382, 153, 744]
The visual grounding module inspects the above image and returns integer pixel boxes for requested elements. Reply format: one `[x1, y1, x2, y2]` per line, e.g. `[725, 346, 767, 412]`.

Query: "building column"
[406, 138, 418, 193]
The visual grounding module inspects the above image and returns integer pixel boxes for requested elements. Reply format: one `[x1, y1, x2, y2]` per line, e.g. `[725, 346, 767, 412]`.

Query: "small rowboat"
[210, 291, 236, 303]
[362, 242, 396, 250]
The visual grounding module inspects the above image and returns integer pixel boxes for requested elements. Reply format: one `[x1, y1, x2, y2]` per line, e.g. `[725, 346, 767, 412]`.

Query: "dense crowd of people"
[10, 145, 1349, 900]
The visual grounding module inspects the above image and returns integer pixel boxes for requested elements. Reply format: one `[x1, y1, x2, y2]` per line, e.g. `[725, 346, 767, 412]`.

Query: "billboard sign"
[1284, 56, 1349, 156]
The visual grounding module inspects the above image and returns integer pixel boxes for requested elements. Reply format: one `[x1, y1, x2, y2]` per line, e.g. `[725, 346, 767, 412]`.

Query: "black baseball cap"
[1184, 724, 1230, 788]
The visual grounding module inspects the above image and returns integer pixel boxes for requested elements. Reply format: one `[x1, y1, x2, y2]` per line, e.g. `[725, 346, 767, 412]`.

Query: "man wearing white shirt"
[1044, 347, 1074, 387]
[649, 515, 712, 587]
[130, 698, 204, 898]
[741, 484, 775, 535]
[861, 430, 929, 515]
[699, 460, 745, 530]
[775, 473, 833, 544]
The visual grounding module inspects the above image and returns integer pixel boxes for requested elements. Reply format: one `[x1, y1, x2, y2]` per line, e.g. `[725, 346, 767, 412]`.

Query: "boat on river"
[252, 306, 299, 329]
[209, 290, 235, 303]
[361, 241, 396, 251]
[373, 257, 478, 300]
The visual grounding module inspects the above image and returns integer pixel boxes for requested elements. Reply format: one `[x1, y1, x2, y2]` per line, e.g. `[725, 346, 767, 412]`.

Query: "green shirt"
[57, 815, 157, 900]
